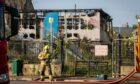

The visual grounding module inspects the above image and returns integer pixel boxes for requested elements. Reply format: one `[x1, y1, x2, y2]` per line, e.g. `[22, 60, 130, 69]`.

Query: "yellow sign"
[49, 17, 54, 23]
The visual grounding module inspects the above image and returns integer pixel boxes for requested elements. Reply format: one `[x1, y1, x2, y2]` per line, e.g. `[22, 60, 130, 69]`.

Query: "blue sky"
[32, 0, 140, 27]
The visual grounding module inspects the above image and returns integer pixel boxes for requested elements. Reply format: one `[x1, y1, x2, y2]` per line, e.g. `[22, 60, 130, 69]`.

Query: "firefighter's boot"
[40, 76, 45, 81]
[49, 75, 53, 81]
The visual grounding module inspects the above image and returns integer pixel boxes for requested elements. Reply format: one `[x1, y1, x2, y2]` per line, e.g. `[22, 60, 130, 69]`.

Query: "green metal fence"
[8, 40, 47, 63]
[7, 39, 134, 77]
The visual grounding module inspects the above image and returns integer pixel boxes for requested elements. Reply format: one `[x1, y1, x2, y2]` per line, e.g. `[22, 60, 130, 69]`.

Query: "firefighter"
[38, 45, 53, 81]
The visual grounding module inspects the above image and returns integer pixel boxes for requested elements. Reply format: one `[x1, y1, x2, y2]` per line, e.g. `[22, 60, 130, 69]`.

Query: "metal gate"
[65, 39, 134, 77]
[112, 38, 134, 77]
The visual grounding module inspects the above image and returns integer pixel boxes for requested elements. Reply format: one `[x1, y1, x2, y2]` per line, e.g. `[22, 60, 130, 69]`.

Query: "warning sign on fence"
[95, 45, 108, 56]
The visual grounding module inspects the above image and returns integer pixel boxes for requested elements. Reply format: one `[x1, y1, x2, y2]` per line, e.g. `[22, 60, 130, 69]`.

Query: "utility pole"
[59, 30, 64, 74]
[74, 4, 77, 76]
[118, 34, 121, 77]
[49, 17, 53, 53]
[64, 11, 68, 62]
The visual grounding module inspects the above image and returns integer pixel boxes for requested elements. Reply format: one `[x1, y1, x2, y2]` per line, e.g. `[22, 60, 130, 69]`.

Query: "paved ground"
[11, 81, 28, 84]
[10, 76, 140, 84]
[10, 80, 140, 84]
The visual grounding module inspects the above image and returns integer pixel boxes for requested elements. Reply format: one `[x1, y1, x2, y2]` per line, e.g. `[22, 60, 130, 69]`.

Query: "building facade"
[58, 9, 112, 43]
[5, 0, 113, 43]
[5, 0, 36, 40]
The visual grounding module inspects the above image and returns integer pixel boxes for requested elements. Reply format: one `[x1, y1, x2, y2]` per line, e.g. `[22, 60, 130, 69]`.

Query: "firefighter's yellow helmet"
[43, 45, 49, 50]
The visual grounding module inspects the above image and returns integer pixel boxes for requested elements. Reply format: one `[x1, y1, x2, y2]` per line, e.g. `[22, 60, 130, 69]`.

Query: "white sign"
[95, 45, 108, 56]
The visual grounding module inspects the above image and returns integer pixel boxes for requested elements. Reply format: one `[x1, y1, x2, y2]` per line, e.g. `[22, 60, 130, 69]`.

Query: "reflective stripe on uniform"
[40, 61, 46, 65]
[38, 52, 50, 60]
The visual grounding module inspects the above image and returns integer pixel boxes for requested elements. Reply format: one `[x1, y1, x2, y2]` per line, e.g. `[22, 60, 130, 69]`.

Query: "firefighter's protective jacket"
[38, 51, 50, 65]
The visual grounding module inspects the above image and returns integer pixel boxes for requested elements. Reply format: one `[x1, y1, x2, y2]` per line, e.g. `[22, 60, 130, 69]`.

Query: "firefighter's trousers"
[40, 61, 53, 81]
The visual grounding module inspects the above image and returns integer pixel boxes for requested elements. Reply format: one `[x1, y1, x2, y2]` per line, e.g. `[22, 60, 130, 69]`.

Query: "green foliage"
[121, 40, 127, 57]
[88, 24, 94, 30]
[63, 65, 74, 76]
[75, 67, 88, 76]
[132, 24, 137, 29]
